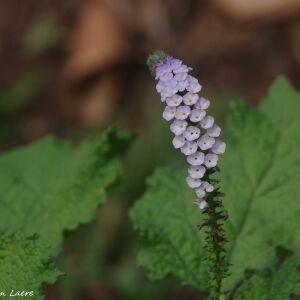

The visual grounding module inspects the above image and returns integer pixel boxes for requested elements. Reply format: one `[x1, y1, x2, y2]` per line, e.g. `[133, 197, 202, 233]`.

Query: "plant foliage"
[0, 128, 132, 298]
[131, 77, 300, 298]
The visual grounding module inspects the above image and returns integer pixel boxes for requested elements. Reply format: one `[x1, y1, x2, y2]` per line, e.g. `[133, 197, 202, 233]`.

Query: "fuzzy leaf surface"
[0, 234, 61, 300]
[0, 128, 132, 255]
[234, 253, 300, 300]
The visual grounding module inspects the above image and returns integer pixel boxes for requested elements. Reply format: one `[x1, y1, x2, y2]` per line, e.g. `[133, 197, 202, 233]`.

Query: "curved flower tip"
[146, 50, 168, 77]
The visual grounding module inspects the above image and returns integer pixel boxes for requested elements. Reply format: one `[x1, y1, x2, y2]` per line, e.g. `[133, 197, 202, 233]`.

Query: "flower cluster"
[154, 56, 226, 209]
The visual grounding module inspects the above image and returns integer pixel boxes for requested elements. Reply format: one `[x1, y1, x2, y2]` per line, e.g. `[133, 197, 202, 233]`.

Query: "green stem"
[199, 174, 229, 300]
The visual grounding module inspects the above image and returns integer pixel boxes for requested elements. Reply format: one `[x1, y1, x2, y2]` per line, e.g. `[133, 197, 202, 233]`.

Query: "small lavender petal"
[198, 134, 215, 151]
[207, 125, 221, 137]
[187, 82, 202, 93]
[199, 200, 207, 209]
[155, 64, 172, 79]
[202, 181, 214, 192]
[162, 106, 176, 121]
[195, 97, 210, 110]
[156, 81, 165, 94]
[181, 141, 197, 155]
[187, 151, 205, 166]
[183, 92, 199, 105]
[172, 134, 185, 149]
[184, 126, 201, 141]
[186, 176, 202, 188]
[188, 165, 206, 179]
[160, 72, 174, 82]
[200, 116, 214, 129]
[173, 64, 191, 74]
[212, 139, 226, 154]
[187, 75, 198, 84]
[177, 80, 189, 92]
[167, 57, 182, 70]
[170, 119, 188, 135]
[174, 72, 188, 82]
[204, 153, 218, 168]
[175, 106, 191, 120]
[190, 109, 206, 122]
[195, 188, 206, 198]
[166, 95, 183, 107]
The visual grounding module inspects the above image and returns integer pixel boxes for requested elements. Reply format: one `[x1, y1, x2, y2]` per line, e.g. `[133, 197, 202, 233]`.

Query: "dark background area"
[1, 0, 300, 299]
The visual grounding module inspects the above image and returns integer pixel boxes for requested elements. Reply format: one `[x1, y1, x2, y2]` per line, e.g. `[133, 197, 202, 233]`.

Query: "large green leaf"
[234, 252, 300, 300]
[0, 128, 132, 255]
[0, 234, 61, 300]
[130, 77, 300, 295]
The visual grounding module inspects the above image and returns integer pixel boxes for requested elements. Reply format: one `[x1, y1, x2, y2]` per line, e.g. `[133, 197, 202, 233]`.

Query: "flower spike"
[147, 51, 230, 300]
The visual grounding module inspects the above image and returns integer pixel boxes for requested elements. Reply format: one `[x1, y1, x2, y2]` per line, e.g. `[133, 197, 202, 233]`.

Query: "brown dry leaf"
[64, 0, 128, 82]
[62, 73, 120, 126]
[213, 0, 300, 20]
[79, 74, 120, 126]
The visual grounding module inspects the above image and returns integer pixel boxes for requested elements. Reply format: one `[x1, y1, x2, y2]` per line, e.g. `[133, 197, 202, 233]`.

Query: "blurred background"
[1, 0, 300, 299]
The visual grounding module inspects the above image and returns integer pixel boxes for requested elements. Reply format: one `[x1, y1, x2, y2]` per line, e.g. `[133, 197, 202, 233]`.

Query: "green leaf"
[130, 168, 208, 291]
[0, 128, 132, 255]
[223, 77, 300, 289]
[0, 233, 61, 300]
[234, 253, 300, 300]
[130, 77, 300, 294]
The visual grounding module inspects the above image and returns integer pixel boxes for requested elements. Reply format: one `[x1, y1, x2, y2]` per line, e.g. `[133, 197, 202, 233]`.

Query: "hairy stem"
[198, 174, 229, 300]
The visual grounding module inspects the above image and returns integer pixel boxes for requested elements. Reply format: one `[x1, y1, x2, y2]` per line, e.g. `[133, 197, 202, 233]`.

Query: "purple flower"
[186, 176, 202, 188]
[204, 153, 218, 168]
[183, 92, 199, 105]
[187, 151, 205, 166]
[162, 106, 176, 121]
[172, 135, 185, 149]
[170, 119, 188, 135]
[181, 141, 198, 155]
[195, 97, 210, 110]
[202, 181, 214, 192]
[198, 134, 215, 151]
[195, 188, 205, 198]
[188, 165, 206, 179]
[183, 126, 200, 141]
[187, 82, 202, 93]
[212, 139, 226, 154]
[175, 106, 191, 120]
[190, 109, 206, 122]
[207, 125, 221, 137]
[166, 95, 182, 107]
[200, 116, 214, 129]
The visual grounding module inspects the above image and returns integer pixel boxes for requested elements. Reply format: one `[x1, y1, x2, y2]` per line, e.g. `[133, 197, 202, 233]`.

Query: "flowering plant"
[147, 50, 229, 299]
